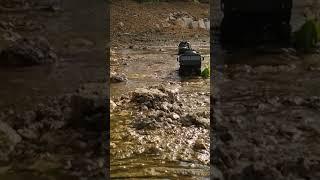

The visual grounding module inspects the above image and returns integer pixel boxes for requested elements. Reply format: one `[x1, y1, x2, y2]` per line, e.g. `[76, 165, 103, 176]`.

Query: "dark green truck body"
[177, 49, 203, 75]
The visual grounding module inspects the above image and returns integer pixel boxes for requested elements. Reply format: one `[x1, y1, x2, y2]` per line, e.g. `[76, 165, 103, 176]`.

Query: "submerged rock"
[110, 100, 117, 110]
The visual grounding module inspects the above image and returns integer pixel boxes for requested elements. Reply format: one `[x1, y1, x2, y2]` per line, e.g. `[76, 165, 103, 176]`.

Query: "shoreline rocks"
[0, 37, 57, 66]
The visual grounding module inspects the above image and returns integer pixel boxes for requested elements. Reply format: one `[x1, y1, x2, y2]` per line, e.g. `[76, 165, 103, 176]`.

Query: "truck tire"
[179, 67, 185, 76]
[197, 68, 202, 75]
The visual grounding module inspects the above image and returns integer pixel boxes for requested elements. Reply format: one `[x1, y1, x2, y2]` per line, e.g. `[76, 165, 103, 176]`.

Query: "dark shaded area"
[0, 0, 108, 179]
[211, 0, 320, 180]
[219, 0, 292, 49]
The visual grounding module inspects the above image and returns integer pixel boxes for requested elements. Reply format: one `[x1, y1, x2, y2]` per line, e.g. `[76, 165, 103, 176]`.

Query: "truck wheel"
[279, 23, 291, 45]
[179, 68, 185, 76]
[197, 68, 202, 75]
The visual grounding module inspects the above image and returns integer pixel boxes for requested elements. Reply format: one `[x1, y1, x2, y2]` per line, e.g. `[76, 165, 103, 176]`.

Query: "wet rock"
[191, 21, 199, 29]
[2, 31, 21, 42]
[69, 94, 106, 130]
[198, 19, 206, 29]
[162, 22, 170, 28]
[0, 120, 21, 160]
[160, 102, 171, 111]
[194, 117, 210, 129]
[110, 73, 127, 83]
[211, 166, 224, 180]
[267, 96, 281, 107]
[119, 22, 124, 27]
[17, 128, 39, 140]
[35, 103, 63, 120]
[166, 117, 173, 123]
[194, 138, 207, 150]
[287, 96, 305, 106]
[133, 118, 157, 130]
[181, 114, 209, 128]
[140, 105, 148, 111]
[257, 103, 269, 111]
[0, 37, 57, 66]
[277, 64, 296, 72]
[96, 157, 105, 168]
[16, 110, 37, 124]
[131, 87, 177, 109]
[64, 160, 72, 170]
[155, 24, 161, 32]
[181, 17, 193, 28]
[0, 21, 9, 30]
[176, 18, 186, 27]
[204, 19, 210, 30]
[172, 112, 180, 120]
[110, 100, 117, 110]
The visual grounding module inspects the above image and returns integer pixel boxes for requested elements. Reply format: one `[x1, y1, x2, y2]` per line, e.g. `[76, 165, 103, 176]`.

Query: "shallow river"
[110, 46, 210, 179]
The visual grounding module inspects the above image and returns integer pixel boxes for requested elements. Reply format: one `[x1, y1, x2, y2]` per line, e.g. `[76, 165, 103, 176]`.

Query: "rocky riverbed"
[110, 0, 211, 178]
[111, 84, 210, 178]
[210, 0, 320, 179]
[0, 87, 107, 179]
[110, 45, 210, 178]
[211, 48, 320, 180]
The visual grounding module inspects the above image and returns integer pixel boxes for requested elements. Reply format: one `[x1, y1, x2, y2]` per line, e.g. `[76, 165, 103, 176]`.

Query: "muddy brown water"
[111, 47, 210, 97]
[110, 47, 210, 179]
[0, 50, 105, 111]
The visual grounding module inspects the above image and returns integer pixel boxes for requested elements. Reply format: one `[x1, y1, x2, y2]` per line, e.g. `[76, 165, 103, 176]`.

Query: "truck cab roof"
[180, 50, 200, 56]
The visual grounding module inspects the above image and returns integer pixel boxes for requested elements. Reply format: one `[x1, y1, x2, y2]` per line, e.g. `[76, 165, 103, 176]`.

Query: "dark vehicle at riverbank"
[177, 50, 203, 75]
[219, 0, 292, 49]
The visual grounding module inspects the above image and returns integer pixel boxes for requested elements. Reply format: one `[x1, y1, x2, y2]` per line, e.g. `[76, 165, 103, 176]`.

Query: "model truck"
[177, 46, 204, 75]
[219, 0, 292, 48]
